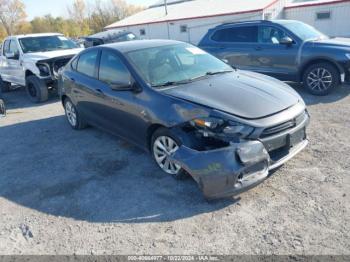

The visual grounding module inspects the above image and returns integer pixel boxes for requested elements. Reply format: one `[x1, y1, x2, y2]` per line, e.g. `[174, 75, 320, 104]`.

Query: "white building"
[105, 0, 350, 44]
[285, 0, 350, 37]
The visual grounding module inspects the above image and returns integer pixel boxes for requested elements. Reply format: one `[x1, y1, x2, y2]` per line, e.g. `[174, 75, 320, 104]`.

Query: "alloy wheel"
[306, 68, 333, 92]
[153, 136, 181, 175]
[65, 100, 77, 127]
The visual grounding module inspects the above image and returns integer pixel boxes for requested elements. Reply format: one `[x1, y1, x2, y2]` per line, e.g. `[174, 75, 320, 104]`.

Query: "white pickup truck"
[0, 33, 83, 102]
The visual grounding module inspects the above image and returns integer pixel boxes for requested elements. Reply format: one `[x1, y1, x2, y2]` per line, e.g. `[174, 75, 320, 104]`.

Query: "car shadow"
[0, 115, 237, 223]
[2, 85, 59, 110]
[287, 82, 350, 106]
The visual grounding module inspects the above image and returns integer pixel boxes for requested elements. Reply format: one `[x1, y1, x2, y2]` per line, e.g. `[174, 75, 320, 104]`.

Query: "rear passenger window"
[98, 50, 131, 85]
[211, 26, 258, 43]
[77, 50, 98, 77]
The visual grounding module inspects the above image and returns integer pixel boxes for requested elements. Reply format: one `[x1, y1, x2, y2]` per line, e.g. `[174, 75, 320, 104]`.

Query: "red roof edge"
[285, 0, 350, 10]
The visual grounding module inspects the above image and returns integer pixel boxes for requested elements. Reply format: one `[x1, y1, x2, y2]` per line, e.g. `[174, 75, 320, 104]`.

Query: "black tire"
[151, 127, 188, 180]
[25, 75, 49, 103]
[303, 62, 340, 96]
[63, 97, 87, 130]
[0, 76, 11, 93]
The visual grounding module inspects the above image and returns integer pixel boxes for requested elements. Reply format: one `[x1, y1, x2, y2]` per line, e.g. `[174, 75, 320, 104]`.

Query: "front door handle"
[95, 88, 105, 95]
[255, 46, 262, 51]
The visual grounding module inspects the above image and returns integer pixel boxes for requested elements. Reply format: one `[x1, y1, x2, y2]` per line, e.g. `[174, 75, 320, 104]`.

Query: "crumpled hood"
[162, 71, 301, 119]
[22, 48, 83, 62]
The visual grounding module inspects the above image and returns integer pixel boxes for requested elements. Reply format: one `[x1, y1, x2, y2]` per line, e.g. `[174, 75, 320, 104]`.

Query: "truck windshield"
[279, 21, 328, 41]
[19, 35, 78, 53]
[127, 43, 233, 88]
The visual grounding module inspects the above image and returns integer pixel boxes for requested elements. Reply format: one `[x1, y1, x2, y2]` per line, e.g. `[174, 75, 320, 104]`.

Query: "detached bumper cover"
[172, 139, 308, 199]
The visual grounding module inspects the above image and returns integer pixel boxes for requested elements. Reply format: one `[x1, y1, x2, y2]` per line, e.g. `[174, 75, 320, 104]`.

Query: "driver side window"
[9, 40, 19, 56]
[258, 26, 287, 44]
[98, 50, 131, 85]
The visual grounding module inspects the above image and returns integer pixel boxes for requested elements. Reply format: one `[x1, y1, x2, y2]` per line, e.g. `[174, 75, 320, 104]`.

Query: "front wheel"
[303, 63, 340, 96]
[25, 75, 49, 103]
[151, 128, 188, 179]
[64, 98, 87, 130]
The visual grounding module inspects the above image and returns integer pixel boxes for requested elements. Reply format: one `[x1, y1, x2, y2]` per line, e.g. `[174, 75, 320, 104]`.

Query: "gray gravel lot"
[0, 84, 349, 255]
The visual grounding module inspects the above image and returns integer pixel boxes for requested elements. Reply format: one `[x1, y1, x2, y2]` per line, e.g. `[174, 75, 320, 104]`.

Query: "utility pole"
[164, 0, 168, 15]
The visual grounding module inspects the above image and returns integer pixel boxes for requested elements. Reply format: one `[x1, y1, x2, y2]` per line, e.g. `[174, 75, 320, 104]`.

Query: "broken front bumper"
[172, 136, 308, 200]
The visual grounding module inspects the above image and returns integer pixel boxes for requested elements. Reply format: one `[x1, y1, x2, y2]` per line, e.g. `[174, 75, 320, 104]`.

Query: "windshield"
[279, 21, 328, 41]
[19, 35, 79, 53]
[126, 43, 233, 88]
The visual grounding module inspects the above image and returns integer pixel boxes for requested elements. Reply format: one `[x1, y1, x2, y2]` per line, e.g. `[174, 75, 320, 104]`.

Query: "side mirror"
[279, 36, 294, 46]
[5, 52, 19, 60]
[0, 99, 6, 117]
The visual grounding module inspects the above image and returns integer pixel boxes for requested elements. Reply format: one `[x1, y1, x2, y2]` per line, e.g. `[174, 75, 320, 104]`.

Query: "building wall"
[285, 1, 350, 37]
[115, 11, 263, 45]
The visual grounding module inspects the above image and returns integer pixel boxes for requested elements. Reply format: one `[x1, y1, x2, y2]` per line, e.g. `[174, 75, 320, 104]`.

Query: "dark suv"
[198, 20, 350, 95]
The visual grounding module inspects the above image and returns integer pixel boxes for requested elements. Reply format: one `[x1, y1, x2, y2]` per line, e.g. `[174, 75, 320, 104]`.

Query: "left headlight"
[37, 63, 50, 76]
[190, 117, 254, 138]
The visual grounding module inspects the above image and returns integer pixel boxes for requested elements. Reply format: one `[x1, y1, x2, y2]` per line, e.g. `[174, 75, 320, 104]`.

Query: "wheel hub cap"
[307, 68, 332, 91]
[153, 136, 181, 175]
[65, 101, 77, 126]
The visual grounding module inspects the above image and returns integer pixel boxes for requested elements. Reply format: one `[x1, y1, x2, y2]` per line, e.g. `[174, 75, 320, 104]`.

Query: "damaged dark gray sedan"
[59, 40, 309, 199]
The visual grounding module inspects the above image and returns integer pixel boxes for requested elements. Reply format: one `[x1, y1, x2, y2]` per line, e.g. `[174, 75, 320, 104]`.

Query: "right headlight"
[345, 53, 350, 60]
[37, 63, 50, 76]
[190, 117, 254, 138]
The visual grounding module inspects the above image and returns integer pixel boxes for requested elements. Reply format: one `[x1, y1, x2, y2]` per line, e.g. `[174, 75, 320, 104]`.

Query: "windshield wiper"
[152, 79, 192, 88]
[205, 70, 234, 75]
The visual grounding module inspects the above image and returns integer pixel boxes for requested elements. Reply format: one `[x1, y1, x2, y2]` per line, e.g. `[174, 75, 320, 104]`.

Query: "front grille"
[260, 111, 306, 138]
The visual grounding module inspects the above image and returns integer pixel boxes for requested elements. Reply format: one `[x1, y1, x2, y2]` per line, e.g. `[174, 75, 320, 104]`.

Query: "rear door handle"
[255, 46, 262, 51]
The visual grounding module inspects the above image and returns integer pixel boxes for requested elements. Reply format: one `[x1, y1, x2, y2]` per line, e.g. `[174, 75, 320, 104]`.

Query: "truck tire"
[0, 76, 11, 93]
[303, 62, 340, 96]
[25, 75, 49, 103]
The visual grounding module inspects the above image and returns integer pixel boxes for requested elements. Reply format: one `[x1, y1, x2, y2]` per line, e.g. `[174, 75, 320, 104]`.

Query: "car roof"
[101, 39, 185, 53]
[215, 19, 301, 29]
[10, 33, 63, 39]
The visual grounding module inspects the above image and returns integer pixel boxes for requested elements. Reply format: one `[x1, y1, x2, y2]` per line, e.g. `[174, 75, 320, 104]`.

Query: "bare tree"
[0, 0, 26, 35]
[67, 0, 86, 26]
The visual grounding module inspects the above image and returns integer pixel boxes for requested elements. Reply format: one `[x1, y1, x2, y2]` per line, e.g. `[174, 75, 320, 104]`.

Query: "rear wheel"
[64, 98, 87, 130]
[303, 63, 339, 96]
[0, 76, 11, 93]
[151, 128, 188, 179]
[25, 75, 49, 103]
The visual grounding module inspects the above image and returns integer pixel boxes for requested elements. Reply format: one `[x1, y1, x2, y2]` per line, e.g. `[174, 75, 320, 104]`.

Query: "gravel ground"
[0, 84, 349, 255]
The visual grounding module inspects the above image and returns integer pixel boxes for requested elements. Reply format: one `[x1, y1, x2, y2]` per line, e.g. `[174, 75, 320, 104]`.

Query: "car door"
[6, 40, 24, 84]
[93, 49, 147, 144]
[68, 49, 103, 125]
[204, 25, 260, 72]
[251, 25, 299, 80]
[0, 40, 11, 81]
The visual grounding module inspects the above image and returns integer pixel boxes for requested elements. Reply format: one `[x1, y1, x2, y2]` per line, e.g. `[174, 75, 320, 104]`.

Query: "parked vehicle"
[0, 87, 5, 117]
[198, 20, 350, 96]
[0, 33, 83, 102]
[83, 29, 138, 48]
[59, 40, 309, 199]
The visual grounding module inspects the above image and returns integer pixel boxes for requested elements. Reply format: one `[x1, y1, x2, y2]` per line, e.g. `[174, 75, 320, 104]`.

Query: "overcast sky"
[23, 0, 156, 20]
